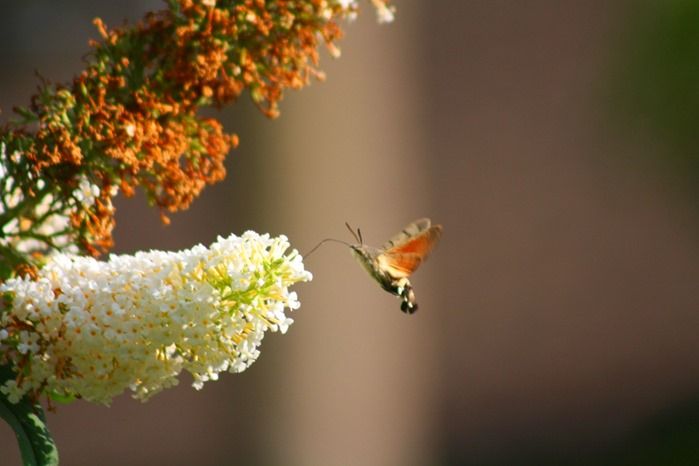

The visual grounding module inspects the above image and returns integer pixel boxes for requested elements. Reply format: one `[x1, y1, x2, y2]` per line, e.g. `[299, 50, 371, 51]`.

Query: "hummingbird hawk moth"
[346, 218, 442, 314]
[305, 218, 442, 313]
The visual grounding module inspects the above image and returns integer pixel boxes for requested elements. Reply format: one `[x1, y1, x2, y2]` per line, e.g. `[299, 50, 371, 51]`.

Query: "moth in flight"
[307, 218, 442, 314]
[346, 218, 442, 313]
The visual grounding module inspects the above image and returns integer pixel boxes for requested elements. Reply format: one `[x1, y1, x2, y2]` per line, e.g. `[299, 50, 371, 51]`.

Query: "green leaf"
[48, 390, 75, 405]
[12, 106, 38, 124]
[0, 365, 59, 466]
[0, 246, 30, 281]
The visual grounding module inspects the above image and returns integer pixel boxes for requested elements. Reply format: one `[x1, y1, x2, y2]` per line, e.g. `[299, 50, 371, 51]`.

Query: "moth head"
[349, 244, 371, 263]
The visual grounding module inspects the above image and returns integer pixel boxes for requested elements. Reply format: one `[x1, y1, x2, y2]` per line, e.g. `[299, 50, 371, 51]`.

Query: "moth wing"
[377, 252, 426, 279]
[382, 218, 433, 250]
[378, 224, 443, 278]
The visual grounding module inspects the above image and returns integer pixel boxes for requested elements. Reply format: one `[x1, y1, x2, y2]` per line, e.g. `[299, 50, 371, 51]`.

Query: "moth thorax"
[350, 245, 378, 273]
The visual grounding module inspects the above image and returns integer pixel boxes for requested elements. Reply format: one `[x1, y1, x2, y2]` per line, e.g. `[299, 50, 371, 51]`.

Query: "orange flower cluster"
[1, 0, 358, 256]
[162, 0, 343, 117]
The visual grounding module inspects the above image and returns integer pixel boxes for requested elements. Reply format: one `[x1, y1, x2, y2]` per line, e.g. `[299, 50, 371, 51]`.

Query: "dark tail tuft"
[400, 284, 418, 314]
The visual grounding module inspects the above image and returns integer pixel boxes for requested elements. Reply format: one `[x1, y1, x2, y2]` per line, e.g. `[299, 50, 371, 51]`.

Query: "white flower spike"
[0, 232, 312, 405]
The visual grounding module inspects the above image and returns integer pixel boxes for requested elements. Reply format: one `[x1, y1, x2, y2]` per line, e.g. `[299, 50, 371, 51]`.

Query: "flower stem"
[0, 365, 59, 466]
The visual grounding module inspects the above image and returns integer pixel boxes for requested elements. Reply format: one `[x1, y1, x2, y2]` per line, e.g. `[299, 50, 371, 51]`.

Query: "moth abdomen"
[398, 281, 418, 314]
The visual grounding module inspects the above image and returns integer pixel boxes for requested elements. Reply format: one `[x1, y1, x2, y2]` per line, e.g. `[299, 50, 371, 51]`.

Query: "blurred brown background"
[2, 1, 699, 465]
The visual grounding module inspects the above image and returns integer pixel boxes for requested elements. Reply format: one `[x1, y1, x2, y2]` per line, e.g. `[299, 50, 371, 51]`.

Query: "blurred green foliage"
[611, 0, 699, 179]
[593, 397, 699, 466]
[442, 397, 699, 466]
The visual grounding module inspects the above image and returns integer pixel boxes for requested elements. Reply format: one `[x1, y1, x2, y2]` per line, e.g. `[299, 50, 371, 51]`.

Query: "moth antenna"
[357, 228, 363, 245]
[303, 238, 352, 259]
[345, 222, 361, 243]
